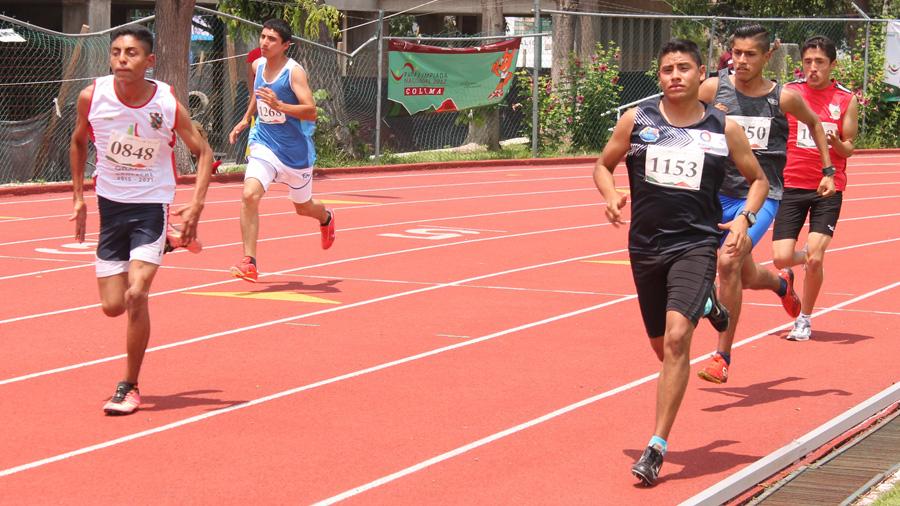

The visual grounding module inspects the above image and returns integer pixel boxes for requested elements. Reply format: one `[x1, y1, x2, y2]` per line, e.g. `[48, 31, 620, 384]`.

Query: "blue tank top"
[249, 58, 316, 169]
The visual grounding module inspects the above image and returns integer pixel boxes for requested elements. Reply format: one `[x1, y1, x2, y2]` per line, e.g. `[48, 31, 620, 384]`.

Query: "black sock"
[321, 210, 332, 226]
[248, 256, 257, 266]
[775, 278, 787, 297]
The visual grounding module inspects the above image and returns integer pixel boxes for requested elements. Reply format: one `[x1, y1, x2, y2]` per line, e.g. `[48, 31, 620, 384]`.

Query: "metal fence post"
[861, 19, 871, 135]
[707, 20, 717, 74]
[532, 0, 542, 157]
[375, 9, 384, 162]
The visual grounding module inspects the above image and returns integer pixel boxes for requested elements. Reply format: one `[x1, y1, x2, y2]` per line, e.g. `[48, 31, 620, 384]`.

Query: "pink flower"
[566, 116, 573, 124]
[793, 68, 804, 78]
[611, 76, 619, 85]
[599, 64, 608, 72]
[576, 95, 585, 104]
[614, 51, 621, 60]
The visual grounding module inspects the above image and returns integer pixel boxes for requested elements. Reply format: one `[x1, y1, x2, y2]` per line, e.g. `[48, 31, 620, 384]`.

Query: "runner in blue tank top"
[594, 39, 768, 486]
[228, 19, 335, 282]
[696, 25, 834, 385]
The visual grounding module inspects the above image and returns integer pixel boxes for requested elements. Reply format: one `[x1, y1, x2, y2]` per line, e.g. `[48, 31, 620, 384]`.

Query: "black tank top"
[713, 69, 788, 200]
[625, 99, 728, 255]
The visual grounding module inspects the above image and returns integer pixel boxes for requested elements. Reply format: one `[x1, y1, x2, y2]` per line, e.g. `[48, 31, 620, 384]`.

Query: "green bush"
[515, 42, 623, 154]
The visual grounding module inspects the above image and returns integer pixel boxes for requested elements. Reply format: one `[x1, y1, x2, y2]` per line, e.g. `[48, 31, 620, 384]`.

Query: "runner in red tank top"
[772, 35, 859, 341]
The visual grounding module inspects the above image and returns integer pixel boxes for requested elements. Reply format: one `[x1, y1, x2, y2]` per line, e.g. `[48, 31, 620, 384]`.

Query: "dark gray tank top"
[713, 69, 788, 200]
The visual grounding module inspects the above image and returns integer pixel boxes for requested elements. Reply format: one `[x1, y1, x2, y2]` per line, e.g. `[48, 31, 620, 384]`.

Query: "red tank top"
[784, 80, 853, 191]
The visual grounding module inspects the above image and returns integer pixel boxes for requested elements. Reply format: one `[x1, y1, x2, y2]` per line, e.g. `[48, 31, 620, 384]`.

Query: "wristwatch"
[822, 165, 836, 177]
[739, 210, 757, 226]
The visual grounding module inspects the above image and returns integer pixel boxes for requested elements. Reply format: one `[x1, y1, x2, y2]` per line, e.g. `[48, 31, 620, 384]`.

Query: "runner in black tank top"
[696, 24, 834, 386]
[593, 39, 768, 487]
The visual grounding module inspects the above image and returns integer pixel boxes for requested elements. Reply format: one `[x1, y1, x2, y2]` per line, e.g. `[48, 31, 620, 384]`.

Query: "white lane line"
[0, 295, 637, 479]
[312, 280, 900, 505]
[0, 186, 596, 246]
[0, 243, 627, 385]
[0, 263, 93, 282]
[436, 334, 470, 339]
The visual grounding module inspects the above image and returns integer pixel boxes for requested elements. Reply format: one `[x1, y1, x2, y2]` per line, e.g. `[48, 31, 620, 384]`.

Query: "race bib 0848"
[257, 99, 286, 124]
[731, 116, 772, 150]
[644, 145, 705, 191]
[797, 121, 838, 149]
[104, 130, 160, 168]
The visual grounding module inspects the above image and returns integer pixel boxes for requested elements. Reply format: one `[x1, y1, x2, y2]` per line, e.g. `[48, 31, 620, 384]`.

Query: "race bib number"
[796, 121, 838, 149]
[257, 99, 286, 124]
[732, 116, 772, 150]
[644, 146, 705, 191]
[105, 131, 160, 168]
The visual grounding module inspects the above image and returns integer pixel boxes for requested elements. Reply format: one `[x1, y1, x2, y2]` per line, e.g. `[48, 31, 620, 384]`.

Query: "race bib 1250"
[731, 116, 772, 150]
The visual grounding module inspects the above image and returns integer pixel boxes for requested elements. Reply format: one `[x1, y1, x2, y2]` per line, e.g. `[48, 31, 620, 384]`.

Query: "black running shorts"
[629, 244, 718, 338]
[773, 188, 843, 240]
[97, 196, 167, 264]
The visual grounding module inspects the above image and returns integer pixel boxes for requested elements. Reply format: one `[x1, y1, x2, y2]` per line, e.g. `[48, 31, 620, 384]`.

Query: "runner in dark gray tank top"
[696, 24, 834, 386]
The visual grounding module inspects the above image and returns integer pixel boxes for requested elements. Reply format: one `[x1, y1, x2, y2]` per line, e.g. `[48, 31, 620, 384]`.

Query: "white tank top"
[89, 75, 178, 203]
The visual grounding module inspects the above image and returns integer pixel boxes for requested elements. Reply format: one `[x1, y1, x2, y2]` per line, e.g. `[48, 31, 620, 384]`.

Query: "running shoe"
[230, 256, 258, 282]
[787, 316, 811, 341]
[103, 382, 141, 416]
[697, 353, 729, 384]
[632, 446, 664, 486]
[165, 224, 203, 254]
[704, 283, 730, 333]
[777, 268, 802, 318]
[320, 209, 335, 250]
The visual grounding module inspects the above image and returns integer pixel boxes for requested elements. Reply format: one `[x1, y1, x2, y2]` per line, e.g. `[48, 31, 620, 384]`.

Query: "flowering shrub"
[515, 42, 623, 153]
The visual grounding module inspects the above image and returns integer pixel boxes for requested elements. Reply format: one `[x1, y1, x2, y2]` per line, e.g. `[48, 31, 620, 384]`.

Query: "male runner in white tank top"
[69, 25, 215, 415]
[227, 19, 334, 283]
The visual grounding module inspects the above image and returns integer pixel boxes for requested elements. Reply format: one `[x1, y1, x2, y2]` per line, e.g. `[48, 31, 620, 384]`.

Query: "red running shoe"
[165, 223, 202, 254]
[230, 256, 258, 282]
[777, 268, 801, 318]
[103, 382, 141, 416]
[697, 354, 729, 384]
[320, 210, 335, 250]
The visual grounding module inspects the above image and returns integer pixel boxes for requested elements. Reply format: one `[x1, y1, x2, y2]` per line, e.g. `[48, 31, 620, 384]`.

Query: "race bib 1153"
[644, 145, 705, 191]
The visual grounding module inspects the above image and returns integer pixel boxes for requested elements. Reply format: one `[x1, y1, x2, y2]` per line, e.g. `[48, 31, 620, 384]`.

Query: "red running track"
[0, 155, 899, 504]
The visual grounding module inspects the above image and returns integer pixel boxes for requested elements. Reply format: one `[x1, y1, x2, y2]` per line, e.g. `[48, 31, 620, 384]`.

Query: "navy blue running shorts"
[773, 188, 843, 240]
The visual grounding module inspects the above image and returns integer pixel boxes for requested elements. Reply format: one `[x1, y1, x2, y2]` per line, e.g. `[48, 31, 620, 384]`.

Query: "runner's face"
[658, 52, 704, 100]
[109, 35, 154, 83]
[731, 37, 769, 81]
[259, 28, 290, 59]
[801, 47, 835, 89]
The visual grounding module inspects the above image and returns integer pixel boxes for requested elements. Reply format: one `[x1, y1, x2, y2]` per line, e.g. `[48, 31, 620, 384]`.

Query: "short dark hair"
[658, 39, 703, 67]
[801, 35, 837, 62]
[732, 24, 770, 52]
[110, 25, 154, 54]
[263, 19, 293, 44]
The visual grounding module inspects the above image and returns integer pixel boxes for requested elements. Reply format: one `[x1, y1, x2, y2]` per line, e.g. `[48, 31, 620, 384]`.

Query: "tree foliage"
[217, 0, 341, 41]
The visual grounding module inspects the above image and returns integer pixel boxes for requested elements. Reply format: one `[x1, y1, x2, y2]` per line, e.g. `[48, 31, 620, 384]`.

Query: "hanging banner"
[885, 21, 900, 102]
[387, 38, 520, 115]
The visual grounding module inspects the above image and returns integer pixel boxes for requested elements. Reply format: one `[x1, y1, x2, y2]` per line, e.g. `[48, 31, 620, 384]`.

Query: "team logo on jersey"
[828, 103, 841, 119]
[767, 97, 779, 106]
[699, 130, 712, 143]
[639, 126, 660, 143]
[149, 112, 163, 130]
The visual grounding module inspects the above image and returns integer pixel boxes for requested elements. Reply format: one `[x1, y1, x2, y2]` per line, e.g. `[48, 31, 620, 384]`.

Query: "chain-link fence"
[0, 8, 897, 185]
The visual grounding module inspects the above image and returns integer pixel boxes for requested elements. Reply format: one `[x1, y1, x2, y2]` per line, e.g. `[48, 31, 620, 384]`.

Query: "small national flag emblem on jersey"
[639, 126, 660, 143]
[149, 112, 163, 130]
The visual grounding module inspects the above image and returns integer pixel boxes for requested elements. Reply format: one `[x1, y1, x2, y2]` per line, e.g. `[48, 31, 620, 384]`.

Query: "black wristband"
[822, 165, 836, 176]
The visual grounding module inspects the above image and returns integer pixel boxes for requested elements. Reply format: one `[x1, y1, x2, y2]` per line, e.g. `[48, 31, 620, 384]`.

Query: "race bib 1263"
[104, 130, 161, 168]
[731, 116, 772, 150]
[257, 99, 286, 124]
[796, 121, 838, 149]
[644, 145, 705, 191]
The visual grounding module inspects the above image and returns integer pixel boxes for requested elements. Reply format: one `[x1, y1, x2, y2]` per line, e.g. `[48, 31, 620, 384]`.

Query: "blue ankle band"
[649, 435, 667, 455]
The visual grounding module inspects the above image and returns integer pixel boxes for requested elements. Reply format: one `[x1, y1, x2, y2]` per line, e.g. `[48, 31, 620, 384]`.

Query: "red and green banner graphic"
[387, 38, 520, 116]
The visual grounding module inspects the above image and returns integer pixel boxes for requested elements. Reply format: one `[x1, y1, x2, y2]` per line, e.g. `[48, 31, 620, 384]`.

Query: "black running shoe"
[632, 446, 664, 486]
[705, 283, 729, 333]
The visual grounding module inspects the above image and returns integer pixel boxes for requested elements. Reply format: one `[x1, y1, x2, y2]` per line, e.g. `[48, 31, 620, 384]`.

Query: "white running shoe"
[787, 317, 811, 341]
